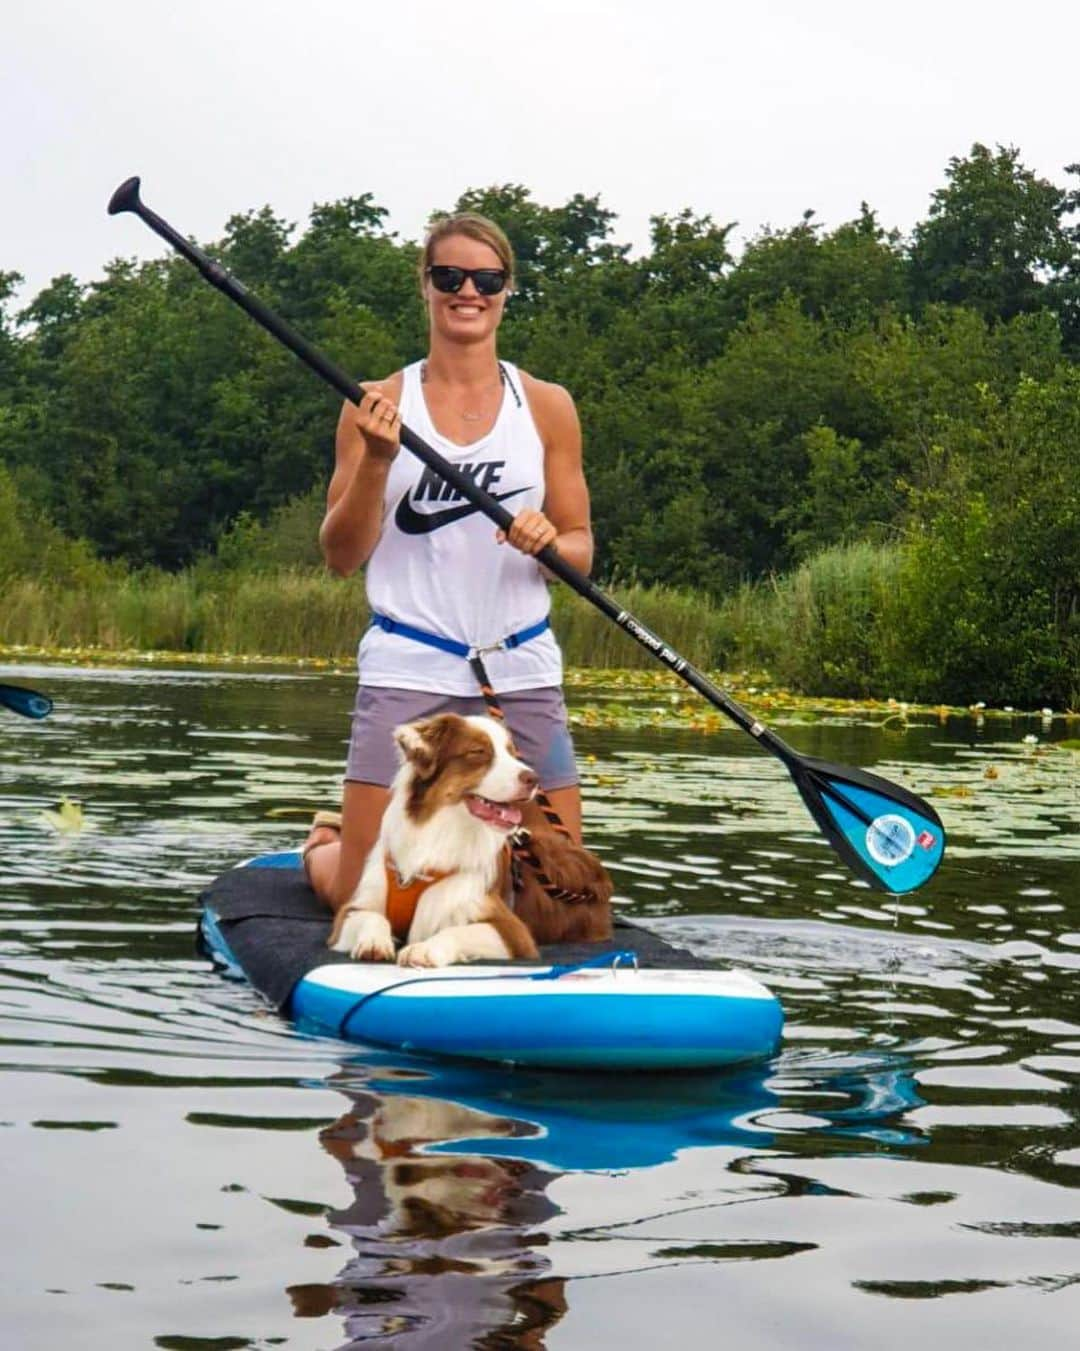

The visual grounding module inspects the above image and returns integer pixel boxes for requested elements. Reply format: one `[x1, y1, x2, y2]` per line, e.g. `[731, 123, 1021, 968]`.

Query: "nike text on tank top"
[358, 361, 564, 696]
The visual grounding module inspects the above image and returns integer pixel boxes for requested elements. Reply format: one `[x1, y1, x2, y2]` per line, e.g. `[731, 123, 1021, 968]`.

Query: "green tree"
[218, 206, 294, 294]
[285, 194, 423, 352]
[728, 205, 907, 324]
[0, 271, 27, 389]
[909, 144, 1078, 324]
[896, 370, 1080, 705]
[775, 423, 887, 560]
[0, 163, 1076, 710]
[17, 272, 85, 362]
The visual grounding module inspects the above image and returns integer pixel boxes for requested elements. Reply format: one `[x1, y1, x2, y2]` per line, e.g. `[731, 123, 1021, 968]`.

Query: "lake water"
[2, 659, 1078, 1350]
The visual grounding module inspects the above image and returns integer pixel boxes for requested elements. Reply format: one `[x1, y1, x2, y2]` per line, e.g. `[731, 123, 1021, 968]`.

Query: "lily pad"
[38, 797, 88, 833]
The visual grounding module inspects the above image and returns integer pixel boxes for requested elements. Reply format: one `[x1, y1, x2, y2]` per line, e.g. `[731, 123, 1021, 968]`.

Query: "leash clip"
[468, 639, 507, 659]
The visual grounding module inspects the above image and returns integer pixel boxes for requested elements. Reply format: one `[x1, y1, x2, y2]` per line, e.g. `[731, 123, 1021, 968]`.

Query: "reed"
[2, 553, 897, 684]
[1, 568, 732, 668]
[2, 574, 188, 649]
[196, 569, 368, 657]
[551, 582, 729, 669]
[715, 541, 908, 695]
[0, 545, 906, 690]
[104, 572, 201, 651]
[5, 541, 1072, 706]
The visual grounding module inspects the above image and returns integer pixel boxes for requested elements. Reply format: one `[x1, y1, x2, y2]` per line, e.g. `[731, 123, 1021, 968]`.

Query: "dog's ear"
[394, 721, 438, 777]
[393, 715, 458, 778]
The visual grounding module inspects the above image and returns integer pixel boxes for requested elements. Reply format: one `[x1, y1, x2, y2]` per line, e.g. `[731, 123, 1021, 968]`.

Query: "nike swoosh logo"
[395, 485, 533, 535]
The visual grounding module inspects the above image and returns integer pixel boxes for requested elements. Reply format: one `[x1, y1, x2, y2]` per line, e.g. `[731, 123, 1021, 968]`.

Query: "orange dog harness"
[383, 842, 513, 940]
[384, 863, 450, 940]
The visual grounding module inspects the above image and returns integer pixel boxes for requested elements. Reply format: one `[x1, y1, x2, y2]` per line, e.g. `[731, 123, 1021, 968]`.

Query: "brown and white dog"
[328, 712, 613, 967]
[329, 713, 542, 967]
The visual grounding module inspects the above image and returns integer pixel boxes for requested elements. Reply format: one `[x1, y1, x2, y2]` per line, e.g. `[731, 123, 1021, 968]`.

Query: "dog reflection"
[290, 1086, 566, 1348]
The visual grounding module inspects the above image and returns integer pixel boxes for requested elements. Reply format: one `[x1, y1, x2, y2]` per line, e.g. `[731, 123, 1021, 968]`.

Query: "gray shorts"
[345, 685, 579, 790]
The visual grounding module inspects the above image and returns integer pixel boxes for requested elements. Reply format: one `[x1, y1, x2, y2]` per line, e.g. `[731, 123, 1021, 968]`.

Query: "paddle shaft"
[108, 178, 797, 759]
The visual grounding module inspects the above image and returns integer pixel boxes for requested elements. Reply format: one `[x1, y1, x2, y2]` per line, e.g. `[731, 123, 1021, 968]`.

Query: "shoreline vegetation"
[2, 144, 1078, 708]
[3, 641, 1077, 735]
[2, 549, 1077, 715]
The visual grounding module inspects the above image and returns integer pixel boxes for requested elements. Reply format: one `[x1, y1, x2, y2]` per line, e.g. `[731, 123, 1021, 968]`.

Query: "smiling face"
[394, 714, 538, 830]
[424, 233, 510, 346]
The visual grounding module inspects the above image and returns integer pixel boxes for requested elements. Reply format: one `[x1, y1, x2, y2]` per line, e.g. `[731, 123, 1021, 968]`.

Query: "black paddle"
[108, 176, 946, 893]
[0, 683, 53, 720]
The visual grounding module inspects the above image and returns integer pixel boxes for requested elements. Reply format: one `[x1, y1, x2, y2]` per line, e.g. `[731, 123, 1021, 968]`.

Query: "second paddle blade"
[0, 684, 53, 720]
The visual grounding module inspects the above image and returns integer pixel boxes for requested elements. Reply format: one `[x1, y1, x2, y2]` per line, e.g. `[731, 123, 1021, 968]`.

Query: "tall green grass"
[0, 543, 905, 683]
[7, 541, 1072, 706]
[1, 569, 730, 667]
[1, 570, 367, 658]
[552, 583, 729, 669]
[716, 541, 909, 696]
[4, 458, 1074, 703]
[195, 570, 368, 656]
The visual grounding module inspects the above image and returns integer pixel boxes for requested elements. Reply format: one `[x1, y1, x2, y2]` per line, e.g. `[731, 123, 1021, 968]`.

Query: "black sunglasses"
[426, 265, 508, 296]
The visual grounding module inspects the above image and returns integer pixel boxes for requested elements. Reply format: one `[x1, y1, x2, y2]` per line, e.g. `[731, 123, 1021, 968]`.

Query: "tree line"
[1, 143, 1078, 705]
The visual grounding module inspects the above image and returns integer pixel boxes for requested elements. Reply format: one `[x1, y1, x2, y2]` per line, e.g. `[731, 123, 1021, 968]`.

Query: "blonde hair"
[419, 212, 515, 291]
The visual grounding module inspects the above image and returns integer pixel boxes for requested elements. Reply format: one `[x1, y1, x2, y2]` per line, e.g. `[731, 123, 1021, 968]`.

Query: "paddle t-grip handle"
[107, 176, 143, 217]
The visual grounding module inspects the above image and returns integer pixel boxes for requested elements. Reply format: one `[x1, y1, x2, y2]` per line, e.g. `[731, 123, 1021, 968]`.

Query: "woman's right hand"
[354, 384, 402, 461]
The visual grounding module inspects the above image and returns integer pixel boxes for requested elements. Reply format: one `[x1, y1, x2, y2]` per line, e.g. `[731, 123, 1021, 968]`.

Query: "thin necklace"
[421, 361, 507, 420]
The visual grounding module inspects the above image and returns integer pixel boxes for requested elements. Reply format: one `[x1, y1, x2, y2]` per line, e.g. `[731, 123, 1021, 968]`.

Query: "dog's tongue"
[466, 795, 523, 830]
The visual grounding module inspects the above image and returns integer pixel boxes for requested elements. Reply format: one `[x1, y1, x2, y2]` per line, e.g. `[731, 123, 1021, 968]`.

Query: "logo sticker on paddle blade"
[865, 814, 917, 867]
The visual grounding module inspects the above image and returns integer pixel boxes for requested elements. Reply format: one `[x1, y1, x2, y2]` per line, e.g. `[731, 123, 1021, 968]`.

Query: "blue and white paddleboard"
[199, 850, 784, 1072]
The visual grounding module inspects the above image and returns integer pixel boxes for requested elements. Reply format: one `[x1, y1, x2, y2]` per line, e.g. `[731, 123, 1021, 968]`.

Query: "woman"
[303, 212, 594, 912]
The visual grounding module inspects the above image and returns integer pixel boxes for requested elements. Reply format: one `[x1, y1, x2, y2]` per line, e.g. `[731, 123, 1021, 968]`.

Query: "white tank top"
[358, 360, 564, 695]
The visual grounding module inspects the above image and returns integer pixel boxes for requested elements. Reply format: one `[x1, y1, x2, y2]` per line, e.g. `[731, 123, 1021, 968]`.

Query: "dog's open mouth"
[465, 794, 525, 831]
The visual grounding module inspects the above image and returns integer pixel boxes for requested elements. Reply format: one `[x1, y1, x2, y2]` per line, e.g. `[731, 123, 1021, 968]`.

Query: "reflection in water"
[310, 1083, 566, 1348]
[289, 1051, 924, 1346]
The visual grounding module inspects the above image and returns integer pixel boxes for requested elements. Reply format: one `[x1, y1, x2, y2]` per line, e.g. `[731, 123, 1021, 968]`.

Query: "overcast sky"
[5, 0, 1079, 306]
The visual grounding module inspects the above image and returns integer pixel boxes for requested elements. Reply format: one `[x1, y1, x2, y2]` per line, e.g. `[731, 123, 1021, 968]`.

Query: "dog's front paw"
[330, 909, 396, 962]
[397, 936, 453, 968]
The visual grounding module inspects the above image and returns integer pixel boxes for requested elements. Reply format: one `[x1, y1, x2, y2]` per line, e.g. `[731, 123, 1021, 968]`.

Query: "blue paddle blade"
[792, 756, 945, 894]
[0, 683, 53, 720]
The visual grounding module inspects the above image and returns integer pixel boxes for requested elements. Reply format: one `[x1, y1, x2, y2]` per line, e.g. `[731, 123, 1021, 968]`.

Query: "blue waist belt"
[368, 611, 551, 660]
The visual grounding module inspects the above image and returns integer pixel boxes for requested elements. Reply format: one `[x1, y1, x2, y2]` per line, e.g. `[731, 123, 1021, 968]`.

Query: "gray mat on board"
[198, 864, 714, 1011]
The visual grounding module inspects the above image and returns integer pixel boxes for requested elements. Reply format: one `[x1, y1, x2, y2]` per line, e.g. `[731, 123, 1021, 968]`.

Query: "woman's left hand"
[497, 509, 559, 557]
